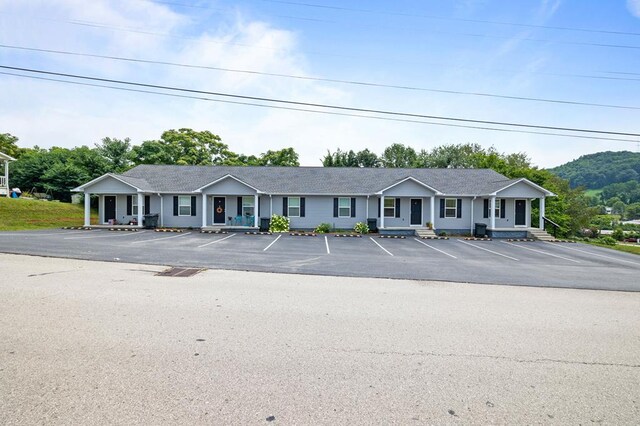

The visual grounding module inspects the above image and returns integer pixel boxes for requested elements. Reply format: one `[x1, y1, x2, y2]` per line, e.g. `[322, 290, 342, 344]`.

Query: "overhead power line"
[2, 44, 638, 111]
[2, 12, 640, 52]
[2, 64, 639, 140]
[3, 69, 637, 144]
[151, 0, 640, 37]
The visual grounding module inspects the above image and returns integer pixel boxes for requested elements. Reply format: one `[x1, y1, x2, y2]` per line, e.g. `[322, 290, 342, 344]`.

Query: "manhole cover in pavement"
[155, 267, 204, 277]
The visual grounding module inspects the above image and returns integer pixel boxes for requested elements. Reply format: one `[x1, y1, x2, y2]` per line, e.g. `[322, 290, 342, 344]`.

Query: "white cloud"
[628, 0, 640, 17]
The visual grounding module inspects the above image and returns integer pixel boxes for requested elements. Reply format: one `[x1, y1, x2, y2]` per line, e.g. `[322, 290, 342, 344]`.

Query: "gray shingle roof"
[118, 165, 523, 195]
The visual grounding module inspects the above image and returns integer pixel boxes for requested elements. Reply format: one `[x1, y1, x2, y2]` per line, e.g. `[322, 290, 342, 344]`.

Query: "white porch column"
[159, 195, 164, 227]
[84, 192, 91, 226]
[366, 195, 369, 219]
[430, 195, 435, 229]
[137, 193, 144, 227]
[269, 195, 273, 217]
[539, 196, 545, 229]
[3, 160, 8, 197]
[202, 194, 208, 228]
[380, 195, 385, 229]
[254, 194, 259, 227]
[490, 196, 496, 230]
[470, 197, 475, 233]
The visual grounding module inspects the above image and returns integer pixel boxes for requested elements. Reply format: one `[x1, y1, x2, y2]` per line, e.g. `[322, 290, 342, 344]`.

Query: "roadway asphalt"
[0, 229, 639, 291]
[1, 254, 639, 424]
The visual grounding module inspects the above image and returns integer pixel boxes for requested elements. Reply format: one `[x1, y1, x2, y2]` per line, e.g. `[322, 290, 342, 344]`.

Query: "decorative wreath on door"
[216, 206, 223, 214]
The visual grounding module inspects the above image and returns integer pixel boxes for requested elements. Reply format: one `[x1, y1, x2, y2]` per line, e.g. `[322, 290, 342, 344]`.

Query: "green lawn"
[584, 188, 602, 198]
[0, 197, 97, 231]
[584, 240, 640, 256]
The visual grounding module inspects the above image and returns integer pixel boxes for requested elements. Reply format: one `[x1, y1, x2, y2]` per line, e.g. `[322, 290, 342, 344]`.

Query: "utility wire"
[150, 0, 640, 37]
[2, 12, 640, 52]
[2, 64, 639, 138]
[2, 44, 637, 111]
[2, 70, 637, 144]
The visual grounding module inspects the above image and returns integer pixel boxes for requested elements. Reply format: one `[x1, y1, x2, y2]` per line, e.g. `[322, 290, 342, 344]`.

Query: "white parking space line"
[413, 238, 457, 259]
[369, 237, 393, 256]
[197, 233, 236, 248]
[0, 231, 89, 237]
[130, 232, 191, 244]
[263, 234, 282, 251]
[324, 236, 330, 254]
[502, 241, 580, 263]
[457, 240, 519, 261]
[65, 231, 147, 240]
[545, 242, 640, 266]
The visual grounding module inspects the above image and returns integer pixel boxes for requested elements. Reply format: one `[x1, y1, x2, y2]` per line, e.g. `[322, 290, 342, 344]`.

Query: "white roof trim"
[491, 178, 555, 197]
[196, 174, 263, 193]
[72, 173, 142, 192]
[376, 176, 442, 195]
[0, 152, 16, 161]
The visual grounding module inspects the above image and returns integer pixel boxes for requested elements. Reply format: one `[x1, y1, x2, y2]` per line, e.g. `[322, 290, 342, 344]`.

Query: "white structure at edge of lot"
[0, 151, 16, 197]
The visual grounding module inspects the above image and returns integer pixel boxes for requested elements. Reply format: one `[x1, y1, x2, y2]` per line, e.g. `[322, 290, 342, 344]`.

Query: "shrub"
[596, 236, 617, 246]
[269, 214, 290, 232]
[354, 222, 369, 234]
[612, 228, 625, 241]
[314, 222, 331, 233]
[438, 231, 447, 237]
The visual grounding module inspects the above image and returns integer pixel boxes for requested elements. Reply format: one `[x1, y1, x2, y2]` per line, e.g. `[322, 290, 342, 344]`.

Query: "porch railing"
[542, 216, 560, 238]
[0, 176, 6, 188]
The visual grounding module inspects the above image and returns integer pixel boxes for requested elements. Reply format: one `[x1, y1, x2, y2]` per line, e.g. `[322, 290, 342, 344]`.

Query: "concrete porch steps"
[528, 228, 557, 242]
[415, 228, 437, 238]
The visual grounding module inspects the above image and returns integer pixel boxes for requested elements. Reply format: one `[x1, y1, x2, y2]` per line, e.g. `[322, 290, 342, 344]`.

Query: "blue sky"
[0, 0, 639, 167]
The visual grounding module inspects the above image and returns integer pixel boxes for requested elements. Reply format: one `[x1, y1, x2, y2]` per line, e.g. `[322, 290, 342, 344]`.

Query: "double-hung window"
[178, 195, 191, 216]
[494, 198, 502, 218]
[445, 198, 457, 218]
[242, 196, 255, 217]
[131, 197, 144, 216]
[338, 197, 351, 217]
[384, 198, 395, 217]
[288, 197, 300, 217]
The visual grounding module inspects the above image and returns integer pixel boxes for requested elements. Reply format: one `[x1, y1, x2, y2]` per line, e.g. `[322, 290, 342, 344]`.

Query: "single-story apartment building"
[0, 151, 16, 197]
[73, 165, 555, 238]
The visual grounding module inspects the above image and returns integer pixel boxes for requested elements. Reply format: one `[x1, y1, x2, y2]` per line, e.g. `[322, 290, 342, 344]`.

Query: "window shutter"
[377, 198, 381, 218]
[333, 198, 338, 218]
[395, 198, 400, 218]
[237, 196, 242, 216]
[126, 196, 132, 215]
[191, 196, 197, 216]
[439, 199, 445, 218]
[258, 198, 261, 217]
[173, 196, 178, 216]
[300, 197, 306, 217]
[500, 199, 506, 219]
[351, 197, 356, 217]
[456, 199, 462, 219]
[282, 197, 288, 217]
[144, 196, 150, 215]
[483, 199, 489, 218]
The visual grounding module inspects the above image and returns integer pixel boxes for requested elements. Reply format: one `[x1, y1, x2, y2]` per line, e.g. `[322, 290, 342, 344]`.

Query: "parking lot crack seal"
[328, 348, 640, 368]
[28, 270, 75, 277]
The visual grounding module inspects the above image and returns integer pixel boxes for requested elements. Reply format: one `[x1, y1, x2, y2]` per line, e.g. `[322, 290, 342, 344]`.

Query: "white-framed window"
[242, 196, 255, 217]
[288, 197, 300, 217]
[445, 198, 457, 218]
[131, 197, 145, 216]
[338, 197, 351, 217]
[384, 198, 395, 218]
[494, 198, 502, 218]
[178, 196, 191, 216]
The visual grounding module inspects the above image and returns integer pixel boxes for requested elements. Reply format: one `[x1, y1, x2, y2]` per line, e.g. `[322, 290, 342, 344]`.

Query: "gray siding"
[87, 176, 137, 194]
[497, 181, 544, 198]
[202, 177, 257, 195]
[382, 179, 435, 197]
[433, 197, 471, 231]
[161, 195, 201, 228]
[270, 195, 368, 230]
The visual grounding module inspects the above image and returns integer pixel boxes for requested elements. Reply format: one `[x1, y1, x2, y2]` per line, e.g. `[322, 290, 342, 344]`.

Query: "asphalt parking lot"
[0, 229, 639, 291]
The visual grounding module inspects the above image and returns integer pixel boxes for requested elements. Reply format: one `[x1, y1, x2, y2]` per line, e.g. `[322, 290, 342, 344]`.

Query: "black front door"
[213, 197, 226, 224]
[515, 199, 526, 226]
[104, 196, 116, 223]
[410, 199, 422, 225]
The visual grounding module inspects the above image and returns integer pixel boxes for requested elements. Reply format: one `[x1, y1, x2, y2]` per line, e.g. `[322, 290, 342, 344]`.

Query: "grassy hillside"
[549, 151, 640, 189]
[0, 197, 97, 231]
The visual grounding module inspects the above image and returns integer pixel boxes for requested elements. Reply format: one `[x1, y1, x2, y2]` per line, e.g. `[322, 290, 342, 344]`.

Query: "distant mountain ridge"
[548, 151, 640, 189]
